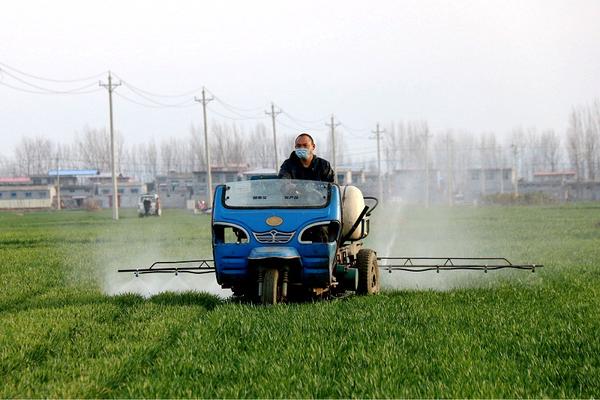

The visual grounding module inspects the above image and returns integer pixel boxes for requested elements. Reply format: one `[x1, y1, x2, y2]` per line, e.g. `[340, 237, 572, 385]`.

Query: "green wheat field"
[1, 204, 599, 398]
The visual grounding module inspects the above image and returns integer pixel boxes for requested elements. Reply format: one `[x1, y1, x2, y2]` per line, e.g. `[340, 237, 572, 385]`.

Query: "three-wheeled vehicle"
[138, 193, 161, 217]
[120, 179, 541, 304]
[211, 179, 378, 303]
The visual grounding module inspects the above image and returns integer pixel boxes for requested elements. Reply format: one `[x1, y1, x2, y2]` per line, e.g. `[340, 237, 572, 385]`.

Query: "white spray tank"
[340, 185, 369, 240]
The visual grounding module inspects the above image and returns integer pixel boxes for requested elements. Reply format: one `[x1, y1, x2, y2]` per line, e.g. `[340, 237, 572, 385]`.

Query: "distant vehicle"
[195, 199, 211, 215]
[138, 194, 161, 217]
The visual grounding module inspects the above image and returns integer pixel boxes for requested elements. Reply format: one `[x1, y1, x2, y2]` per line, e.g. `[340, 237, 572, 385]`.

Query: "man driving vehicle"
[278, 133, 333, 243]
[278, 133, 335, 182]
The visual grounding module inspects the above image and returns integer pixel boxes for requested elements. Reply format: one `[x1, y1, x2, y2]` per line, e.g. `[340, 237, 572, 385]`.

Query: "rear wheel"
[261, 268, 279, 305]
[356, 249, 380, 294]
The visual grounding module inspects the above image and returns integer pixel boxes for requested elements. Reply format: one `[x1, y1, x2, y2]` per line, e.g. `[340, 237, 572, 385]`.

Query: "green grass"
[1, 205, 599, 398]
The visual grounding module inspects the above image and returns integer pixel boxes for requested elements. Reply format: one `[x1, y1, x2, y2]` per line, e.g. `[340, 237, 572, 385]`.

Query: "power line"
[0, 61, 106, 83]
[114, 92, 187, 109]
[276, 118, 327, 134]
[119, 84, 196, 108]
[210, 100, 265, 119]
[279, 114, 324, 132]
[281, 110, 328, 125]
[205, 88, 265, 113]
[0, 68, 102, 95]
[112, 75, 203, 98]
[340, 122, 368, 133]
[206, 104, 265, 121]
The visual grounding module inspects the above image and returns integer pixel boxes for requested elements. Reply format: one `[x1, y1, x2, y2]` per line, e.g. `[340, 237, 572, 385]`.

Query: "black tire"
[261, 268, 279, 305]
[356, 249, 380, 295]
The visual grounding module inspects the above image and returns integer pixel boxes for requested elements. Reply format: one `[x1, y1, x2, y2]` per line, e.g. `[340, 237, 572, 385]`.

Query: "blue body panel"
[212, 184, 341, 288]
[248, 247, 301, 260]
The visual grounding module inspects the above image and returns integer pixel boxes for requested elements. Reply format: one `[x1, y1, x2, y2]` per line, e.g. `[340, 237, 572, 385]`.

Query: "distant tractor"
[120, 179, 541, 304]
[138, 194, 161, 217]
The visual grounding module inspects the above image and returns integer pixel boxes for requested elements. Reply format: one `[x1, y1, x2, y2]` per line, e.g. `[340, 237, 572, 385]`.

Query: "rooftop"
[0, 177, 31, 184]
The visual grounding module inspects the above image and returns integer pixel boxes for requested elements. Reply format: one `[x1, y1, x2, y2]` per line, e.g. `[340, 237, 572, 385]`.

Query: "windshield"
[223, 179, 330, 208]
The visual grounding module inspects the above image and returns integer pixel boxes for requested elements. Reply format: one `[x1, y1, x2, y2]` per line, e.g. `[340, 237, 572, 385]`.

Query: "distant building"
[87, 172, 131, 184]
[336, 167, 366, 186]
[389, 168, 443, 204]
[532, 171, 577, 183]
[156, 166, 249, 208]
[242, 168, 278, 180]
[59, 184, 95, 208]
[96, 181, 147, 208]
[155, 172, 194, 208]
[0, 177, 32, 185]
[463, 168, 514, 202]
[0, 185, 56, 210]
[31, 174, 77, 186]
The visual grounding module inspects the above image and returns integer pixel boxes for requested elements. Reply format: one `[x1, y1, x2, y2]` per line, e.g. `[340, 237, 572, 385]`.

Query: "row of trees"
[0, 123, 298, 182]
[378, 100, 599, 182]
[1, 100, 599, 183]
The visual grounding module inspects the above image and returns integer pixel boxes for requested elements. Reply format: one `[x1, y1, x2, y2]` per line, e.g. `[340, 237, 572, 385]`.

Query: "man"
[279, 133, 334, 244]
[278, 133, 335, 182]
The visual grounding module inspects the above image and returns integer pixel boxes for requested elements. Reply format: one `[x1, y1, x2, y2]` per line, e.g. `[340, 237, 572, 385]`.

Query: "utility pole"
[100, 71, 121, 220]
[499, 147, 505, 194]
[195, 88, 214, 207]
[423, 130, 432, 208]
[511, 143, 519, 197]
[326, 114, 341, 183]
[265, 102, 282, 171]
[371, 123, 385, 202]
[446, 133, 453, 206]
[385, 146, 391, 196]
[55, 154, 61, 211]
[479, 143, 486, 199]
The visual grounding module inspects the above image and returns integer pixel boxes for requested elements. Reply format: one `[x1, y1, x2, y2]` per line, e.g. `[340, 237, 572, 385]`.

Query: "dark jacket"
[278, 152, 335, 182]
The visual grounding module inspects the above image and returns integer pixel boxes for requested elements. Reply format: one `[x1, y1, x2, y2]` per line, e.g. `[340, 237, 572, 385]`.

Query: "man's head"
[294, 133, 315, 161]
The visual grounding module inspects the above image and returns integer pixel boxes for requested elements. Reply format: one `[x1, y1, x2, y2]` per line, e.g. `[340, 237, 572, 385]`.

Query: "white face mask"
[295, 148, 310, 160]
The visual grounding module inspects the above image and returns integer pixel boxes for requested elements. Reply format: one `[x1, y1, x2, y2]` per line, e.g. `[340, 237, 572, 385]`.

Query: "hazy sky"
[1, 0, 599, 160]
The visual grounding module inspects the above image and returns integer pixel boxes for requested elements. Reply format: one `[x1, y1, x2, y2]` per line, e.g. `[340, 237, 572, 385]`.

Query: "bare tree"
[55, 142, 78, 170]
[162, 137, 193, 174]
[188, 124, 205, 171]
[211, 122, 228, 168]
[141, 141, 158, 179]
[160, 138, 174, 173]
[567, 108, 585, 181]
[540, 130, 561, 172]
[0, 153, 12, 176]
[583, 104, 598, 180]
[122, 145, 141, 180]
[74, 126, 123, 172]
[14, 136, 56, 175]
[250, 122, 275, 169]
[478, 132, 501, 169]
[226, 124, 246, 166]
[593, 99, 600, 179]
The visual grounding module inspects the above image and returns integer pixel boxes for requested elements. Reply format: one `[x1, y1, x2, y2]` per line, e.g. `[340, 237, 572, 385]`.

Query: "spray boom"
[377, 257, 541, 273]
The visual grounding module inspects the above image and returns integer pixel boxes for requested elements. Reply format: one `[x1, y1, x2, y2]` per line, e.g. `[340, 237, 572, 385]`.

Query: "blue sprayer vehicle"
[119, 179, 541, 304]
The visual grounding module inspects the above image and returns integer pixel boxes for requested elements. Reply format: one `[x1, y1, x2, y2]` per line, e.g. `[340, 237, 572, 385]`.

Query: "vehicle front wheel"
[356, 249, 380, 295]
[261, 268, 279, 305]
